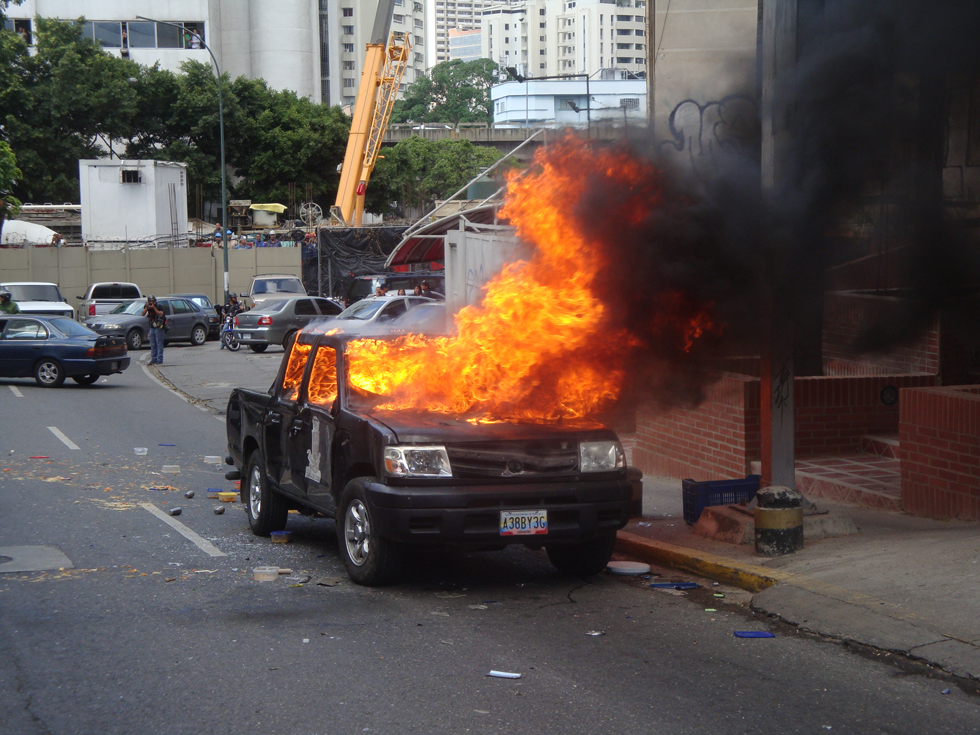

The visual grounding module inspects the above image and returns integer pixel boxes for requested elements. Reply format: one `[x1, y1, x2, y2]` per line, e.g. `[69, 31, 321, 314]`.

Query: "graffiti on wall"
[658, 95, 759, 180]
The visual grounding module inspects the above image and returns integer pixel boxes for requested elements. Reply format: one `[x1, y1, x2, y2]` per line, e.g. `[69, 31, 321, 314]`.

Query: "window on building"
[540, 7, 546, 14]
[87, 21, 122, 48]
[343, 43, 355, 52]
[634, 43, 644, 50]
[505, 23, 509, 29]
[414, 18, 423, 28]
[621, 98, 639, 109]
[121, 169, 142, 184]
[539, 62, 546, 69]
[342, 25, 354, 34]
[539, 48, 545, 54]
[617, 14, 631, 21]
[635, 57, 645, 64]
[504, 37, 509, 43]
[617, 43, 631, 49]
[617, 28, 632, 35]
[599, 29, 603, 38]
[415, 52, 424, 62]
[393, 14, 404, 22]
[343, 7, 354, 15]
[635, 15, 644, 22]
[343, 60, 355, 69]
[7, 18, 32, 44]
[539, 22, 546, 28]
[616, 56, 630, 63]
[414, 35, 423, 44]
[344, 78, 356, 87]
[539, 35, 545, 41]
[155, 22, 182, 48]
[127, 21, 156, 48]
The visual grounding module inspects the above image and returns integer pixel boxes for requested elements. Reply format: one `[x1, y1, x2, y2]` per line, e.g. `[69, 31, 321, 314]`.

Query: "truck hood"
[363, 409, 613, 445]
[17, 301, 75, 315]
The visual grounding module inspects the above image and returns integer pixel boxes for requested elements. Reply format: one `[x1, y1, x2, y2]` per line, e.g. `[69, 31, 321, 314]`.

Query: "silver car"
[86, 297, 211, 350]
[330, 295, 435, 334]
[233, 296, 342, 352]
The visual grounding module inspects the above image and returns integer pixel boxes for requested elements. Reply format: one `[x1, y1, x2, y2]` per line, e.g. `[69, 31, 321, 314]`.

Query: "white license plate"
[110, 361, 118, 370]
[500, 510, 548, 536]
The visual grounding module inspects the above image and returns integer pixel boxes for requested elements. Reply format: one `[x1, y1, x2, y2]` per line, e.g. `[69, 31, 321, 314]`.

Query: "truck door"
[267, 339, 312, 492]
[282, 344, 337, 511]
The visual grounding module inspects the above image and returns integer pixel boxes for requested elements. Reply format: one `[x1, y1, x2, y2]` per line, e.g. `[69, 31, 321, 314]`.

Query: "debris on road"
[435, 591, 466, 599]
[734, 631, 775, 638]
[159, 444, 176, 447]
[607, 561, 651, 575]
[253, 566, 279, 581]
[168, 507, 181, 516]
[270, 530, 291, 543]
[488, 671, 521, 679]
[162, 465, 180, 473]
[206, 488, 222, 499]
[213, 506, 225, 515]
[184, 490, 195, 499]
[134, 448, 147, 456]
[29, 456, 49, 459]
[585, 630, 605, 636]
[651, 582, 699, 590]
[218, 492, 236, 503]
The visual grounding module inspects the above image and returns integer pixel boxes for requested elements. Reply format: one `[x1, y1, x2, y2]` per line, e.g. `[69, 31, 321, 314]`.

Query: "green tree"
[392, 59, 499, 127]
[366, 136, 504, 218]
[0, 141, 23, 240]
[2, 17, 138, 202]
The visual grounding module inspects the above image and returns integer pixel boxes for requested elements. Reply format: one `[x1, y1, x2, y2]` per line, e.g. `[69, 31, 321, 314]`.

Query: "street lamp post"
[137, 16, 230, 303]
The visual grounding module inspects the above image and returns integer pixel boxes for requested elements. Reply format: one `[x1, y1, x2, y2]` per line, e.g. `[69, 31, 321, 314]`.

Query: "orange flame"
[342, 136, 720, 421]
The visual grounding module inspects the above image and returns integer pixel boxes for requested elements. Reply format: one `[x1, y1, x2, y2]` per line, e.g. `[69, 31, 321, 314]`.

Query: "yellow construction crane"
[331, 0, 411, 227]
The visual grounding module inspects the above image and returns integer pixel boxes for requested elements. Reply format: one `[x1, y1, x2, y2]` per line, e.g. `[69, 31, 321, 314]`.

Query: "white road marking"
[47, 426, 80, 450]
[9, 386, 23, 397]
[139, 502, 228, 557]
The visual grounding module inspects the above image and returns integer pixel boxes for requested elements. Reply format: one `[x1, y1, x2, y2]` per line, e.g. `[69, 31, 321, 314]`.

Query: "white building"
[79, 160, 189, 245]
[491, 72, 644, 127]
[433, 0, 495, 64]
[448, 27, 482, 61]
[481, 0, 646, 78]
[7, 0, 427, 108]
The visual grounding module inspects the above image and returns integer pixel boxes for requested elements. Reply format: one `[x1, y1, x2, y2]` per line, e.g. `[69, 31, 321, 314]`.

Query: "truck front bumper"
[362, 478, 632, 546]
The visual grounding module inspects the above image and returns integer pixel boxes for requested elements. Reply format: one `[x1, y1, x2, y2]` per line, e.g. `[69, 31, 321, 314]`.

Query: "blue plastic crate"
[682, 475, 761, 524]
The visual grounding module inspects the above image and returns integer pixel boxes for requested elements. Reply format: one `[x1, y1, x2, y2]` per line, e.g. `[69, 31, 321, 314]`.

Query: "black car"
[0, 315, 130, 387]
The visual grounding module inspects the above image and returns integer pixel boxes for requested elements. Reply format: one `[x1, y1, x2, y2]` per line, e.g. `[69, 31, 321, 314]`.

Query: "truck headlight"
[579, 441, 625, 472]
[384, 446, 452, 478]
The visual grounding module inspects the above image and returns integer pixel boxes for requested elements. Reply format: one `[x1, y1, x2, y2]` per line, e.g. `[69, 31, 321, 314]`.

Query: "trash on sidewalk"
[435, 591, 467, 599]
[585, 630, 605, 636]
[637, 522, 652, 527]
[204, 455, 222, 464]
[218, 492, 237, 502]
[134, 448, 148, 456]
[488, 670, 521, 679]
[734, 631, 775, 638]
[213, 506, 225, 515]
[651, 582, 699, 590]
[704, 608, 717, 612]
[270, 530, 291, 543]
[159, 444, 176, 447]
[206, 488, 222, 499]
[29, 456, 49, 459]
[606, 561, 651, 575]
[184, 490, 194, 499]
[162, 465, 180, 473]
[168, 507, 181, 516]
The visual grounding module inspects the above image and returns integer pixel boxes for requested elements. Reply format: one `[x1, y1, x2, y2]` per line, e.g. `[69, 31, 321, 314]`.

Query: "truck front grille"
[447, 440, 578, 480]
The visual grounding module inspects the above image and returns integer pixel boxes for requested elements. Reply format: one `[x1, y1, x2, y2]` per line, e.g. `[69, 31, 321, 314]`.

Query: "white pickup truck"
[0, 282, 75, 319]
[245, 274, 306, 310]
[77, 282, 143, 322]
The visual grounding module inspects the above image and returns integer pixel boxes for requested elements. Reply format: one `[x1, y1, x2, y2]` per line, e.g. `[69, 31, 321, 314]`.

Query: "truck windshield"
[3, 284, 63, 302]
[252, 278, 304, 295]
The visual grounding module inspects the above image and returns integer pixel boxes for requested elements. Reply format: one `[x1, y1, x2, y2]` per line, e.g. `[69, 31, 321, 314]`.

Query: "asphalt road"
[1, 351, 978, 735]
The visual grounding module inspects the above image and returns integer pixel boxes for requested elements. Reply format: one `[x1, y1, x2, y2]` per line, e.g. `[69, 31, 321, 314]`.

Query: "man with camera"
[142, 295, 167, 365]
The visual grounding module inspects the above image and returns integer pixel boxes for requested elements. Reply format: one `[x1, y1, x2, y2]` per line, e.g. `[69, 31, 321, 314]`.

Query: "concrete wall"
[0, 246, 301, 307]
[651, 0, 760, 176]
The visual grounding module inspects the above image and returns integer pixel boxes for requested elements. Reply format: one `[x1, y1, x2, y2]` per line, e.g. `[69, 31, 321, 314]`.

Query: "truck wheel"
[190, 324, 207, 346]
[546, 532, 618, 576]
[337, 478, 398, 586]
[245, 453, 288, 536]
[127, 329, 143, 350]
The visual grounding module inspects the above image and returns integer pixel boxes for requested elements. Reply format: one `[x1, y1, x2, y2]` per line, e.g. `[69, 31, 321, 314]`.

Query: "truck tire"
[245, 453, 288, 536]
[127, 328, 143, 350]
[337, 477, 399, 586]
[546, 532, 618, 576]
[190, 324, 207, 346]
[34, 358, 66, 387]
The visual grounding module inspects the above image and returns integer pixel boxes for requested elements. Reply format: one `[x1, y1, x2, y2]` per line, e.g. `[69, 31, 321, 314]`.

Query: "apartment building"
[7, 0, 427, 108]
[448, 28, 483, 61]
[481, 0, 646, 78]
[433, 0, 495, 64]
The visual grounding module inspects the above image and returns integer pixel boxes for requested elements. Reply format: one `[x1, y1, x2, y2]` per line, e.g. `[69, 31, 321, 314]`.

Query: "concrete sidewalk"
[145, 344, 980, 681]
[619, 477, 980, 682]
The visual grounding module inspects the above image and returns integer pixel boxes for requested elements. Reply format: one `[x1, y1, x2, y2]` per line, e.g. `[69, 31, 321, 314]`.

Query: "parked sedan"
[165, 293, 221, 339]
[0, 315, 130, 387]
[329, 295, 435, 332]
[86, 297, 211, 350]
[233, 296, 342, 352]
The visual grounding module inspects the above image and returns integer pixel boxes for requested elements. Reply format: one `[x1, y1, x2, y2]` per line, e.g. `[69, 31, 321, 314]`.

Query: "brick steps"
[859, 433, 900, 459]
[750, 455, 903, 511]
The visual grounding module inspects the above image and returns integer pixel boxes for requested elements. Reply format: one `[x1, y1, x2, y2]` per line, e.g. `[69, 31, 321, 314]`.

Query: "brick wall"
[900, 386, 980, 521]
[823, 292, 939, 376]
[633, 372, 935, 481]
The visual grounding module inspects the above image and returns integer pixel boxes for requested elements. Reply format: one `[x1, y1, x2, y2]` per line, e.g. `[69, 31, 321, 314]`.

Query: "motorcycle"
[221, 313, 240, 351]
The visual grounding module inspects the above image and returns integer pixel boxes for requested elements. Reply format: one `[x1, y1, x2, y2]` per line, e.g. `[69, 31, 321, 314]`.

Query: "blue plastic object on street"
[651, 582, 700, 590]
[159, 443, 176, 447]
[682, 475, 761, 524]
[734, 631, 775, 638]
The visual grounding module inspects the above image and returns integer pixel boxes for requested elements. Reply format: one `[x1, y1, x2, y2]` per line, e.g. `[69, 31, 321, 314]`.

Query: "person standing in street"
[142, 295, 166, 365]
[0, 289, 20, 314]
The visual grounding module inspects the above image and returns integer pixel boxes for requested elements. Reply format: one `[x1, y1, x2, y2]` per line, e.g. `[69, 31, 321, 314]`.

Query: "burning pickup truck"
[226, 325, 633, 585]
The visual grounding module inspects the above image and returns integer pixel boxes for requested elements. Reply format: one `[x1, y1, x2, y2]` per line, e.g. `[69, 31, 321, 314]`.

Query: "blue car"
[0, 315, 130, 387]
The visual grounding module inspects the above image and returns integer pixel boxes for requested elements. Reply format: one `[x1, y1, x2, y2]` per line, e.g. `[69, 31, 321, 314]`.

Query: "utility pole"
[759, 0, 798, 489]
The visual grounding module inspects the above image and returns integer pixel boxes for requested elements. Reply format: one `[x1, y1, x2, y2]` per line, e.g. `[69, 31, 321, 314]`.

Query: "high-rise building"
[7, 0, 427, 108]
[481, 0, 647, 78]
[448, 28, 482, 61]
[432, 0, 495, 64]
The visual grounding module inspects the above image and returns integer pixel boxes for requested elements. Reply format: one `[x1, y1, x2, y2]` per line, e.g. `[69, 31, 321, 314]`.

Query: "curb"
[615, 531, 789, 593]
